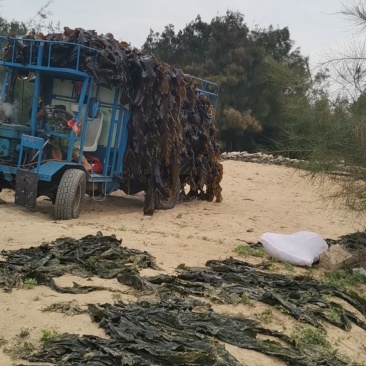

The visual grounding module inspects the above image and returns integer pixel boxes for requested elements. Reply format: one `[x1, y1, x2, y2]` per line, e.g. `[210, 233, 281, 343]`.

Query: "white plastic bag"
[260, 231, 328, 266]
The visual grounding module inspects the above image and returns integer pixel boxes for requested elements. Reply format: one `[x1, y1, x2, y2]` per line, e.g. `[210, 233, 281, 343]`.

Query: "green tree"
[277, 0, 366, 213]
[243, 27, 311, 148]
[220, 108, 262, 151]
[0, 18, 27, 35]
[142, 11, 310, 151]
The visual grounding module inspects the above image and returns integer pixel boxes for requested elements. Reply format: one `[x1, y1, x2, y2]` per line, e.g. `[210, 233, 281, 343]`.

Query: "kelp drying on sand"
[2, 233, 366, 365]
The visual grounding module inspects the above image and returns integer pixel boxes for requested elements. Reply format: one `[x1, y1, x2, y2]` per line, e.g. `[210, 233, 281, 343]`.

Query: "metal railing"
[0, 36, 99, 76]
[187, 75, 220, 109]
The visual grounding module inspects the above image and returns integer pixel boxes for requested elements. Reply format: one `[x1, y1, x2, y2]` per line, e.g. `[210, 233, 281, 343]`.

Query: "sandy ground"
[0, 159, 365, 365]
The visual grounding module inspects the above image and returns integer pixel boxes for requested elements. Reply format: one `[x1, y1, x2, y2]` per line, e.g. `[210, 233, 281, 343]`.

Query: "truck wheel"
[155, 178, 181, 210]
[55, 169, 86, 220]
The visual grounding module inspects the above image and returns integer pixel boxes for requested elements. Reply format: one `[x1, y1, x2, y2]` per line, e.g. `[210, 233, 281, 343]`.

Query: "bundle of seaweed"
[5, 28, 223, 214]
[0, 232, 158, 293]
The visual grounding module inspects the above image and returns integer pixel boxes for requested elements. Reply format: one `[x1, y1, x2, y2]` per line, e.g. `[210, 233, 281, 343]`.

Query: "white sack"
[260, 231, 328, 266]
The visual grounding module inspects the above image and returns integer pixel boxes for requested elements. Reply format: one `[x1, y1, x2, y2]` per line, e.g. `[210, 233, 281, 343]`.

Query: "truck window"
[0, 72, 34, 125]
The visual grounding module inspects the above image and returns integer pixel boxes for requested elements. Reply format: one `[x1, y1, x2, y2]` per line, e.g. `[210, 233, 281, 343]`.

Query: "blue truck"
[0, 32, 221, 219]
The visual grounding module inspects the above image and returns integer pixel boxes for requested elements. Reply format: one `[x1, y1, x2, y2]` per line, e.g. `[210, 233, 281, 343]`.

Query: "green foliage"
[6, 341, 35, 359]
[220, 108, 262, 151]
[142, 11, 310, 151]
[0, 18, 27, 36]
[292, 325, 328, 347]
[327, 307, 342, 322]
[275, 3, 366, 214]
[234, 245, 265, 257]
[221, 108, 262, 134]
[24, 278, 37, 289]
[276, 80, 366, 212]
[283, 262, 295, 273]
[256, 308, 273, 323]
[240, 293, 255, 307]
[40, 329, 59, 342]
[322, 269, 366, 291]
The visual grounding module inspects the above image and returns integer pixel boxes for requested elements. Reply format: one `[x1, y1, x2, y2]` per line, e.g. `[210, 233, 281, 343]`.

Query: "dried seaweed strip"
[28, 334, 153, 366]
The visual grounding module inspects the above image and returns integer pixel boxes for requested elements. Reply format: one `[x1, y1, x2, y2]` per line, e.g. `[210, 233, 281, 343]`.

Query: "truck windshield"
[0, 70, 34, 125]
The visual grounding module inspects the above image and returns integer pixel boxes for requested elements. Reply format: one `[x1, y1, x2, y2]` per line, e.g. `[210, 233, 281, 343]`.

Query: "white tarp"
[260, 231, 328, 266]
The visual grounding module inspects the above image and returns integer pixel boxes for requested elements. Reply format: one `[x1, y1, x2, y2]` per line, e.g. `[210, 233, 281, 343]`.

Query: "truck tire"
[154, 178, 180, 210]
[55, 169, 86, 220]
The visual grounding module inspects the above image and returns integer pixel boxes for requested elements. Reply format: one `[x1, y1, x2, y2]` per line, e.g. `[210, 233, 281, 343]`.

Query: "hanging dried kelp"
[180, 86, 223, 202]
[5, 28, 223, 214]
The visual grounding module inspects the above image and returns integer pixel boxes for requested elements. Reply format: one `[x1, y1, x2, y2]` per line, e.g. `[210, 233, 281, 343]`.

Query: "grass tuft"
[18, 328, 30, 338]
[5, 341, 35, 359]
[240, 293, 255, 307]
[234, 245, 265, 257]
[23, 278, 37, 289]
[292, 325, 328, 347]
[256, 308, 273, 324]
[40, 329, 60, 342]
[322, 269, 366, 291]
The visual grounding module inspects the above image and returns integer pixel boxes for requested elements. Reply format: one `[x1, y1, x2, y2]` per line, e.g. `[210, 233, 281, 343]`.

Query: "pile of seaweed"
[5, 28, 223, 214]
[2, 233, 366, 365]
[327, 231, 366, 252]
[0, 232, 159, 293]
[24, 298, 348, 366]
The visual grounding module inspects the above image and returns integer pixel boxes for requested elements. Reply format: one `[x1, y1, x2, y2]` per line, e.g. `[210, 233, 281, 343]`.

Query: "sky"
[0, 0, 360, 70]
